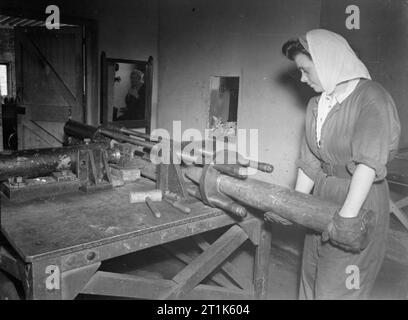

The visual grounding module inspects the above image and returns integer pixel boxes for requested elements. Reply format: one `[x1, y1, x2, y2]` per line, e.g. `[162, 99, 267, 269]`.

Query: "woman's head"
[282, 39, 323, 93]
[282, 29, 371, 94]
[130, 69, 144, 89]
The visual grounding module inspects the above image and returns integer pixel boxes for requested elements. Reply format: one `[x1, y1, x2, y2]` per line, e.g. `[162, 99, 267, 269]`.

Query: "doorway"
[0, 13, 97, 151]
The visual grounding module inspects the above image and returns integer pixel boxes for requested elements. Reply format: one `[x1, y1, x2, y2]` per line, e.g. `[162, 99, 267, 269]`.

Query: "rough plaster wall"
[0, 0, 159, 128]
[92, 0, 159, 128]
[158, 0, 321, 187]
[320, 0, 408, 149]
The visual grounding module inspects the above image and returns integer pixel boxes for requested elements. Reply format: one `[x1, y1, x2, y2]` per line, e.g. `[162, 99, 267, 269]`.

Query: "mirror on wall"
[100, 52, 153, 132]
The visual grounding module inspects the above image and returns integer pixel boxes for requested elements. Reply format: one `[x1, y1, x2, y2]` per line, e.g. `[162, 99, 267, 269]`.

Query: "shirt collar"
[313, 78, 360, 117]
[330, 78, 360, 104]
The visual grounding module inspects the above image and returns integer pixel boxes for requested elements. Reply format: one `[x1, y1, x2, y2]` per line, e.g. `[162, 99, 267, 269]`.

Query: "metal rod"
[119, 127, 156, 141]
[98, 128, 155, 150]
[145, 197, 161, 218]
[64, 119, 99, 140]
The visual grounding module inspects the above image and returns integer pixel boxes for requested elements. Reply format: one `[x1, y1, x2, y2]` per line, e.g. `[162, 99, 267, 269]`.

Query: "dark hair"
[282, 39, 311, 61]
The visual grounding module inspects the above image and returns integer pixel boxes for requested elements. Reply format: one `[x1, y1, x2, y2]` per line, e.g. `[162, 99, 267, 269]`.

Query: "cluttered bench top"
[0, 178, 238, 263]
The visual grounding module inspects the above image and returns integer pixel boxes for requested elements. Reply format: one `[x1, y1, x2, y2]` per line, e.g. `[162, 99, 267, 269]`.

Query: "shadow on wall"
[276, 66, 316, 112]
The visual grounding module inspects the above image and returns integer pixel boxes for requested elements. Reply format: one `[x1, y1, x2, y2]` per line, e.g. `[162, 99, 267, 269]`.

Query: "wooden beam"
[253, 224, 272, 299]
[81, 271, 252, 300]
[240, 219, 261, 246]
[163, 243, 239, 290]
[61, 262, 100, 300]
[395, 197, 408, 210]
[193, 235, 254, 292]
[162, 225, 248, 299]
[390, 199, 408, 232]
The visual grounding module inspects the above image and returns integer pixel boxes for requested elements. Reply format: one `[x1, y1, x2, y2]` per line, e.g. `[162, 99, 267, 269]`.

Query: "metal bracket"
[77, 149, 112, 192]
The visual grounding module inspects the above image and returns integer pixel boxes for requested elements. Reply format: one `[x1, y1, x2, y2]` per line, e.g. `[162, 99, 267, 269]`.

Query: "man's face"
[294, 53, 323, 93]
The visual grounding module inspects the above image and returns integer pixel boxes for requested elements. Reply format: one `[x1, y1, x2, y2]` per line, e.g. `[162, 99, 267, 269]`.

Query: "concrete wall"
[0, 0, 159, 127]
[320, 0, 408, 150]
[158, 0, 322, 187]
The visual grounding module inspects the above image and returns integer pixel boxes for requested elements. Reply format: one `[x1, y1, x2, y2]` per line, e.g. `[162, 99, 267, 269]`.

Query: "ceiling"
[0, 14, 74, 28]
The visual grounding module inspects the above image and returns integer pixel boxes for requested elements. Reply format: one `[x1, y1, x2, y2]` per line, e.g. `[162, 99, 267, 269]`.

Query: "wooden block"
[129, 189, 162, 203]
[110, 174, 125, 188]
[110, 166, 140, 183]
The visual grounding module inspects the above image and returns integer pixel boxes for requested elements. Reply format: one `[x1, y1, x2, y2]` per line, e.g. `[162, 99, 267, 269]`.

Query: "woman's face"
[294, 53, 323, 93]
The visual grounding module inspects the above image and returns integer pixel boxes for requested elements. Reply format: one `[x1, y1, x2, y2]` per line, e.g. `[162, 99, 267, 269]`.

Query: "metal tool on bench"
[129, 189, 163, 218]
[163, 191, 191, 214]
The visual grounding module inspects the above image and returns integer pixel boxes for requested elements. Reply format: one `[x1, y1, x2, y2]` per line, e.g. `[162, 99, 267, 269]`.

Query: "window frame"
[0, 62, 11, 97]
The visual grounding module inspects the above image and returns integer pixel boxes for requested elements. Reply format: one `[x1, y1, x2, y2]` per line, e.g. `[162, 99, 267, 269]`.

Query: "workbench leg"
[162, 225, 248, 299]
[253, 223, 272, 300]
[61, 262, 101, 300]
[23, 258, 63, 300]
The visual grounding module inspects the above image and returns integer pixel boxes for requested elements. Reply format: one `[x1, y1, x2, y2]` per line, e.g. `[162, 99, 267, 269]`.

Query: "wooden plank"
[193, 235, 254, 291]
[390, 200, 408, 232]
[19, 118, 61, 149]
[81, 271, 252, 300]
[185, 284, 254, 300]
[23, 120, 64, 148]
[18, 32, 78, 110]
[163, 243, 238, 290]
[162, 225, 248, 299]
[240, 219, 261, 245]
[61, 262, 100, 300]
[395, 197, 408, 210]
[253, 224, 272, 299]
[22, 104, 70, 122]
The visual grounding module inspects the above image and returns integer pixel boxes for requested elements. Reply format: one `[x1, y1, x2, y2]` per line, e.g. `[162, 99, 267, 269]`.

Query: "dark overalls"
[297, 80, 401, 299]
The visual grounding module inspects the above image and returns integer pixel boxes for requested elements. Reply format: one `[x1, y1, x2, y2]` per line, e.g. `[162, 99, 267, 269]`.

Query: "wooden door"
[15, 26, 84, 150]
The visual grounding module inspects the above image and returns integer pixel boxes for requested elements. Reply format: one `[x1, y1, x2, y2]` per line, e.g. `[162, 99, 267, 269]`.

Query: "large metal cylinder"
[64, 120, 100, 140]
[186, 166, 338, 232]
[0, 143, 110, 181]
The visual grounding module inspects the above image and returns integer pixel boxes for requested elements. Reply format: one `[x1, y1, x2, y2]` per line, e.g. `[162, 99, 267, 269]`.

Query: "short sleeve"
[346, 95, 400, 182]
[296, 135, 321, 182]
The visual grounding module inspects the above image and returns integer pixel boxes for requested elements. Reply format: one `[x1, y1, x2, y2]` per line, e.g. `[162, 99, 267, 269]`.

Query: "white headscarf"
[304, 29, 371, 94]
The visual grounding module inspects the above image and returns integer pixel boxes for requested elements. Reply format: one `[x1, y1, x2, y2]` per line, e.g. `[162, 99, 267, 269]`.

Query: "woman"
[117, 69, 146, 120]
[282, 29, 401, 299]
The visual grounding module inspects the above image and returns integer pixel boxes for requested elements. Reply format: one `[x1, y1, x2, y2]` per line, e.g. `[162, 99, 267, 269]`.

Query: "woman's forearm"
[339, 164, 376, 218]
[295, 168, 315, 194]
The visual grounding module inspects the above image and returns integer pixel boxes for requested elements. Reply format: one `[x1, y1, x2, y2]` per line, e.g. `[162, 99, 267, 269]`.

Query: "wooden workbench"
[0, 178, 271, 300]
